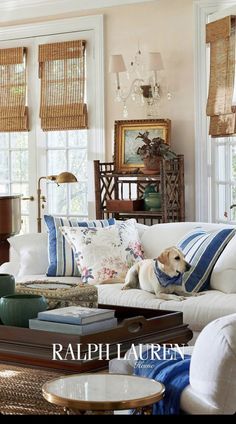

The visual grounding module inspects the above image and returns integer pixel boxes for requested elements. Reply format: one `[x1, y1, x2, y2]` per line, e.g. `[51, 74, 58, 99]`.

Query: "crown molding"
[0, 0, 156, 23]
[0, 0, 155, 12]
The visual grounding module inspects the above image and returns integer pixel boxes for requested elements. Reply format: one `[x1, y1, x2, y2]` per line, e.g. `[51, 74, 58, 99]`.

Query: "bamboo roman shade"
[206, 16, 236, 137]
[38, 40, 87, 131]
[0, 47, 28, 132]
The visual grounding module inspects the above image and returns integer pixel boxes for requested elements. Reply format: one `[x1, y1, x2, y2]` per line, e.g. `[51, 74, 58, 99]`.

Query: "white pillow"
[60, 219, 144, 284]
[190, 313, 236, 414]
[8, 233, 48, 277]
[210, 234, 236, 293]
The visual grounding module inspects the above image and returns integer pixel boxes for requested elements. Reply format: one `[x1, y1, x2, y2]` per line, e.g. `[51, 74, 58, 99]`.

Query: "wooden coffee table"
[0, 305, 192, 373]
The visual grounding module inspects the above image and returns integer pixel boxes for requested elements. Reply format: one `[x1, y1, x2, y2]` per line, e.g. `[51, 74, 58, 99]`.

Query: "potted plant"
[136, 131, 177, 173]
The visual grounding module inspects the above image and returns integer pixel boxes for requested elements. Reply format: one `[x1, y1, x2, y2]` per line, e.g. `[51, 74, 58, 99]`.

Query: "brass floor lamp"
[37, 172, 77, 232]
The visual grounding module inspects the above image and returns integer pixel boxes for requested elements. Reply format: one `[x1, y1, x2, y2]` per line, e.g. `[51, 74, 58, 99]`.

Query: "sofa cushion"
[190, 313, 236, 414]
[210, 234, 236, 293]
[8, 233, 48, 277]
[44, 215, 115, 277]
[60, 219, 144, 284]
[177, 228, 236, 292]
[97, 284, 236, 334]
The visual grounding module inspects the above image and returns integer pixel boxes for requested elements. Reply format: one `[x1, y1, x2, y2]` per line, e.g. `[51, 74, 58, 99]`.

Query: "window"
[212, 136, 236, 223]
[46, 130, 88, 217]
[0, 132, 29, 232]
[205, 14, 236, 224]
[195, 2, 236, 223]
[0, 16, 104, 233]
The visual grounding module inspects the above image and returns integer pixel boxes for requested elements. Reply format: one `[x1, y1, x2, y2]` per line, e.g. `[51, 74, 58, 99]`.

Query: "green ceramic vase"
[0, 274, 15, 298]
[0, 294, 48, 327]
[144, 192, 161, 211]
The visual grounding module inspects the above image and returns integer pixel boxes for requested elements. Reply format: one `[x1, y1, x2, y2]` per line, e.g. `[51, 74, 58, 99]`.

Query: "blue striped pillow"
[44, 215, 115, 277]
[177, 228, 236, 292]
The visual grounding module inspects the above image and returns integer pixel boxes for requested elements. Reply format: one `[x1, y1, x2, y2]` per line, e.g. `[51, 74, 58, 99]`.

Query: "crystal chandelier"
[109, 50, 172, 118]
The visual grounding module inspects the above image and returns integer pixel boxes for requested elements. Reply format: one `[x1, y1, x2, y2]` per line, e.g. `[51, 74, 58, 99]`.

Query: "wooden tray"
[0, 305, 192, 373]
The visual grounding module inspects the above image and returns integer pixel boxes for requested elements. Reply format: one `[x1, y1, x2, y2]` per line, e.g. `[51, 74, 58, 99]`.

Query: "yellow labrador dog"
[122, 247, 191, 301]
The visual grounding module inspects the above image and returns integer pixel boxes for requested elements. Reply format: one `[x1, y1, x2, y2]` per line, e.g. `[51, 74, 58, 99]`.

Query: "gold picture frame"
[114, 119, 171, 173]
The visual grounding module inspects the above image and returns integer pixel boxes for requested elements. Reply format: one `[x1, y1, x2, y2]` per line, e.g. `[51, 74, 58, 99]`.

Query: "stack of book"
[29, 306, 117, 335]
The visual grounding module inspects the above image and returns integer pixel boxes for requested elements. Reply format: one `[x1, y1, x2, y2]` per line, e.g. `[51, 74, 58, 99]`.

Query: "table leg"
[64, 407, 113, 415]
[131, 405, 153, 415]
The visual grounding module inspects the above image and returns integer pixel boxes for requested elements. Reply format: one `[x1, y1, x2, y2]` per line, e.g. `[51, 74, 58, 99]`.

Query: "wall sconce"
[37, 172, 77, 232]
[109, 50, 172, 118]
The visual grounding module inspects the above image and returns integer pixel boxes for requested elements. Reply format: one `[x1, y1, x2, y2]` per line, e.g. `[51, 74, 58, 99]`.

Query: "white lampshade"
[148, 52, 164, 71]
[109, 54, 126, 73]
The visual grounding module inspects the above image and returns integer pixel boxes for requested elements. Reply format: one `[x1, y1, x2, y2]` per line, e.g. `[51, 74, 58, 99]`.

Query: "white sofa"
[1, 222, 236, 344]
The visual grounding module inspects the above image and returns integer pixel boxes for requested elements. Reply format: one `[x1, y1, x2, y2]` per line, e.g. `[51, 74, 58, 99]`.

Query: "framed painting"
[114, 119, 171, 173]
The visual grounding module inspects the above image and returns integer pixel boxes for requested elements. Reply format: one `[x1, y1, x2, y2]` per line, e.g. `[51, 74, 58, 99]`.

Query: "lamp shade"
[148, 52, 164, 71]
[109, 54, 126, 73]
[55, 172, 77, 184]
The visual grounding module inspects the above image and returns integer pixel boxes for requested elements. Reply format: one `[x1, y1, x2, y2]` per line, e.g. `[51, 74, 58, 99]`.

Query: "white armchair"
[109, 313, 236, 415]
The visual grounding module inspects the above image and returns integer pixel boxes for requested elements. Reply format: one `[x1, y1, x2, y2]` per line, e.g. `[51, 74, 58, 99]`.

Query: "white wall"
[104, 0, 195, 221]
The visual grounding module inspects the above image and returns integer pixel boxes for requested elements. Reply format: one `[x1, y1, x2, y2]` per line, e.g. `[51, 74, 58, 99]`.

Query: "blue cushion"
[44, 215, 115, 277]
[177, 228, 236, 292]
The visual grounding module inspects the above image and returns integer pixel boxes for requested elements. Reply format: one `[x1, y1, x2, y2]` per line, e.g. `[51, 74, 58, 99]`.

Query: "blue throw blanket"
[134, 347, 191, 415]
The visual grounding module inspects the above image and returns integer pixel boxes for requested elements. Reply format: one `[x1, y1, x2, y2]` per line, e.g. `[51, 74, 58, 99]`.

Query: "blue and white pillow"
[177, 228, 236, 292]
[44, 215, 115, 277]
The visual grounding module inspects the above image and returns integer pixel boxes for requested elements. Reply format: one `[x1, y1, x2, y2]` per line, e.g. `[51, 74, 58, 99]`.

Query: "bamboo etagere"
[94, 155, 185, 225]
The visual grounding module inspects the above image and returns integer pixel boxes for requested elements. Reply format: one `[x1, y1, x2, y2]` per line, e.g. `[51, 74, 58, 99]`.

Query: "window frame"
[0, 15, 105, 229]
[194, 0, 236, 222]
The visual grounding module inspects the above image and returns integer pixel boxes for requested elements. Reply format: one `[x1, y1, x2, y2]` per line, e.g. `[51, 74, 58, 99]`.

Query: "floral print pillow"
[60, 219, 144, 284]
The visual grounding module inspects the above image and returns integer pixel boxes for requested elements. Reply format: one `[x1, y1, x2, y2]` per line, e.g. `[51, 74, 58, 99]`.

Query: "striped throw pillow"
[177, 228, 236, 292]
[44, 215, 115, 277]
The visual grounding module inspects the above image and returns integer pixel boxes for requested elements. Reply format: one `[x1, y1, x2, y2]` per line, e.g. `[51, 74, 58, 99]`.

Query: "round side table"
[42, 373, 165, 415]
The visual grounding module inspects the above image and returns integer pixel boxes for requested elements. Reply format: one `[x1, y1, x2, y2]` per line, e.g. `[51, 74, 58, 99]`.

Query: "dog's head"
[157, 247, 190, 277]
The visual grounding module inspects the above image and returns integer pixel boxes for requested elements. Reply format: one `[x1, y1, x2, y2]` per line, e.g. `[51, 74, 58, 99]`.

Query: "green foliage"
[136, 131, 177, 160]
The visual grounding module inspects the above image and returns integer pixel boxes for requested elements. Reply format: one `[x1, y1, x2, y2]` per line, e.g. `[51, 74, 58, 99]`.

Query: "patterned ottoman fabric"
[15, 281, 98, 310]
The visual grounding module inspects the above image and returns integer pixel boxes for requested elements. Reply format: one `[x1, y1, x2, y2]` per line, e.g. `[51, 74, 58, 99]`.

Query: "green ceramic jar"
[0, 274, 15, 298]
[0, 294, 48, 327]
[144, 192, 161, 211]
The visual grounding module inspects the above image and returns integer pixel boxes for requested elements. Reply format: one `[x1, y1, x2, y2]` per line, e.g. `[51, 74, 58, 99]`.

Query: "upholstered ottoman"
[15, 281, 98, 310]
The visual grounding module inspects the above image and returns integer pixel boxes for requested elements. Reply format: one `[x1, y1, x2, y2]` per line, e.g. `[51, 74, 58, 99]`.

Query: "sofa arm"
[0, 261, 19, 277]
